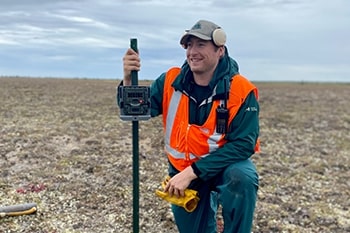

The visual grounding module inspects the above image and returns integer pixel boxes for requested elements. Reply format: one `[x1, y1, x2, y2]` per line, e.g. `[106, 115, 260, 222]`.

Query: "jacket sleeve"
[191, 91, 259, 181]
[149, 73, 166, 117]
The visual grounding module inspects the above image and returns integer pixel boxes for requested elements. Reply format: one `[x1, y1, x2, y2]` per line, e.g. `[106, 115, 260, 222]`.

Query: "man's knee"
[222, 160, 259, 193]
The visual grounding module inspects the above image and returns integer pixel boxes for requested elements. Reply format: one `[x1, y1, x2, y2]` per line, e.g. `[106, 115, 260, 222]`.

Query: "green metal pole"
[130, 38, 139, 233]
[130, 38, 138, 86]
[132, 120, 139, 233]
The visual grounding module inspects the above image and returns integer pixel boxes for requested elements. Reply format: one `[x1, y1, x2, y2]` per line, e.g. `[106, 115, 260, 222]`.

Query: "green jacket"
[148, 49, 259, 181]
[118, 48, 259, 181]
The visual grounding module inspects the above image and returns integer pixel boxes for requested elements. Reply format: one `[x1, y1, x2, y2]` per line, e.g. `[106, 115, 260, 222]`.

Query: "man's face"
[185, 37, 224, 76]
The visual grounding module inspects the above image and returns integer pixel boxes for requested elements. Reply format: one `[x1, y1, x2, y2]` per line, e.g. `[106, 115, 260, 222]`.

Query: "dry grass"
[0, 78, 349, 233]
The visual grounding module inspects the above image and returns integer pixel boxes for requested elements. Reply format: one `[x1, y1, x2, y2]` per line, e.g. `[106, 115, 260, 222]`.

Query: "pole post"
[130, 38, 139, 233]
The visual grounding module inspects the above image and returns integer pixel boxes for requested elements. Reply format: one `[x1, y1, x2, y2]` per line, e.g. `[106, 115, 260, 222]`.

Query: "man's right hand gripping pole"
[155, 176, 200, 212]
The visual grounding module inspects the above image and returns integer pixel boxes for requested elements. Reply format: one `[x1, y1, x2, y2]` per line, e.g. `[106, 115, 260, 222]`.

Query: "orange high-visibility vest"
[162, 67, 259, 171]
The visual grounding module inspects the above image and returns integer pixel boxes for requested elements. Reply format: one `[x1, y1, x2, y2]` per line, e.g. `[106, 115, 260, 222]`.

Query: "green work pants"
[170, 159, 258, 233]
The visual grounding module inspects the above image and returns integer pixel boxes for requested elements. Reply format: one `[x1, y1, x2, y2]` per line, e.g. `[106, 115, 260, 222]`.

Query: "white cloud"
[49, 14, 111, 29]
[47, 55, 76, 61]
[0, 38, 19, 45]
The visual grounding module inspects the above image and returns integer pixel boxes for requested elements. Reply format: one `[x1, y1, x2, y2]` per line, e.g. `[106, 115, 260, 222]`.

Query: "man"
[120, 19, 260, 233]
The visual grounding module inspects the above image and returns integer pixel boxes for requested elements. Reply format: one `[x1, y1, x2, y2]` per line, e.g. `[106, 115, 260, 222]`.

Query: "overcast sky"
[0, 0, 349, 82]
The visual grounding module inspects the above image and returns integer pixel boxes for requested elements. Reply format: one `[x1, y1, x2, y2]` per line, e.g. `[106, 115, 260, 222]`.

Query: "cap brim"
[180, 31, 212, 45]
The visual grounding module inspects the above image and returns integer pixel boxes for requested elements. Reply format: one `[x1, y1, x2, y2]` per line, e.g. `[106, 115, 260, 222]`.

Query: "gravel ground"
[0, 77, 349, 233]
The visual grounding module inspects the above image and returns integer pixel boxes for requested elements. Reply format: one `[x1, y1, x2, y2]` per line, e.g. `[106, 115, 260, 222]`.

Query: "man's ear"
[218, 46, 225, 58]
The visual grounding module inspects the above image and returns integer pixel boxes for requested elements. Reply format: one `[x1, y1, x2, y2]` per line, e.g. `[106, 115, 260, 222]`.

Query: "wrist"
[184, 165, 198, 180]
[124, 79, 131, 86]
[191, 163, 201, 179]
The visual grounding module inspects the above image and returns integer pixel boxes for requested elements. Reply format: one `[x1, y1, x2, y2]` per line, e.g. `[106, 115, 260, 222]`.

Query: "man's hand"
[123, 48, 141, 86]
[164, 166, 198, 198]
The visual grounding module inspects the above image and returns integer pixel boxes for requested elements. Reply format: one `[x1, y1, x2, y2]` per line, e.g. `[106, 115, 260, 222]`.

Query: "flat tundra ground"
[0, 77, 349, 233]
